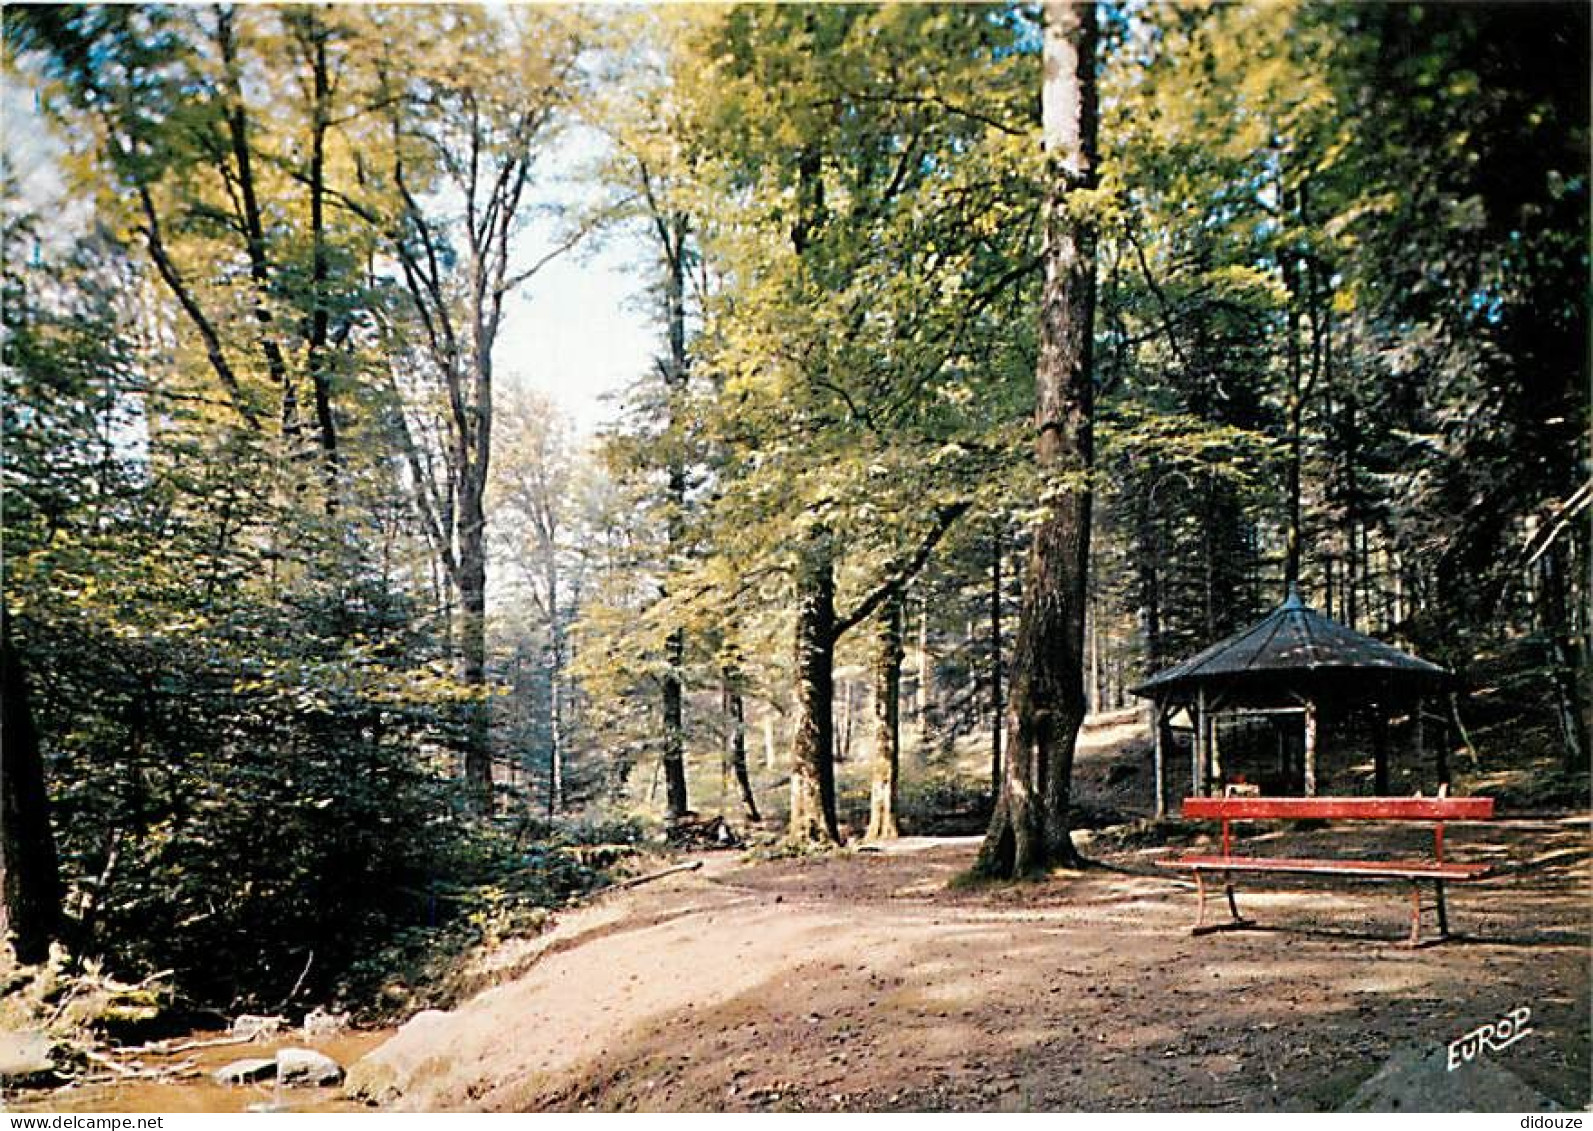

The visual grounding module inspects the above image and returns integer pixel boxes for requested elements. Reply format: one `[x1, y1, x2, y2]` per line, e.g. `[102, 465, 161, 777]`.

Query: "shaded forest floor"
[345, 818, 1590, 1112]
[14, 712, 1585, 1114]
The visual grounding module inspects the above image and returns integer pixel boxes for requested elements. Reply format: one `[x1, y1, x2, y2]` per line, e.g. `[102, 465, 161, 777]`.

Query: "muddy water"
[6, 1029, 394, 1114]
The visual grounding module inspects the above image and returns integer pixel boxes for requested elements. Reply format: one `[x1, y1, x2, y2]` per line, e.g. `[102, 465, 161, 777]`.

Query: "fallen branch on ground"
[80, 1048, 137, 1077]
[67, 1059, 200, 1087]
[123, 1018, 278, 1056]
[607, 860, 704, 892]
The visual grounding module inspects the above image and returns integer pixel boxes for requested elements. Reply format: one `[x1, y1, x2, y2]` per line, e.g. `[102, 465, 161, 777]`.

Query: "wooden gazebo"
[1132, 587, 1451, 816]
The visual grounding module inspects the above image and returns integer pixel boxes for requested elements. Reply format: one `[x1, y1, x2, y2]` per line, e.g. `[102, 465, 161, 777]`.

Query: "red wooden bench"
[1157, 795, 1496, 945]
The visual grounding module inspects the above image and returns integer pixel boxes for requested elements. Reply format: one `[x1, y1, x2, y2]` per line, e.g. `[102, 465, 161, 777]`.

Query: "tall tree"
[788, 525, 840, 841]
[977, 0, 1099, 877]
[655, 201, 693, 822]
[0, 605, 63, 965]
[354, 7, 584, 809]
[11, 5, 367, 500]
[865, 594, 905, 841]
[720, 660, 762, 823]
[1338, 2, 1590, 761]
[677, 5, 1038, 843]
[578, 7, 709, 820]
[491, 388, 582, 815]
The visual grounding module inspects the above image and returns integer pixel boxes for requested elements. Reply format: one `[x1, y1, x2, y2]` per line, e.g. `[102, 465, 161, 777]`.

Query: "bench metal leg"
[1409, 880, 1454, 948]
[1191, 870, 1254, 935]
[1183, 867, 1462, 946]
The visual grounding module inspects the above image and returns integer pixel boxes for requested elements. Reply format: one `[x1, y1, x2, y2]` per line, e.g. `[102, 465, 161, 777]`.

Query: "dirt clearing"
[347, 816, 1590, 1112]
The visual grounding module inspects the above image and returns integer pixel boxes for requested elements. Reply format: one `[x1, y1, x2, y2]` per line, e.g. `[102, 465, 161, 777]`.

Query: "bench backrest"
[1181, 796, 1494, 821]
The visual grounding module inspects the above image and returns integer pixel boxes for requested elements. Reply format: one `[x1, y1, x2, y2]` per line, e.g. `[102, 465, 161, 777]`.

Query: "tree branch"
[834, 500, 971, 638]
[135, 187, 261, 431]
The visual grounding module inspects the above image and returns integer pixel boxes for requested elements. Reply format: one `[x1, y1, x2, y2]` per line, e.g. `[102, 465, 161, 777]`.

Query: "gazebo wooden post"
[1194, 687, 1208, 796]
[1303, 698, 1319, 796]
[1209, 709, 1223, 789]
[1151, 697, 1167, 819]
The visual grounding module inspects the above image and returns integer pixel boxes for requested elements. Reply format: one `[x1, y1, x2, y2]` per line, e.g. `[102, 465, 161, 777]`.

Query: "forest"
[1, 1, 1587, 1107]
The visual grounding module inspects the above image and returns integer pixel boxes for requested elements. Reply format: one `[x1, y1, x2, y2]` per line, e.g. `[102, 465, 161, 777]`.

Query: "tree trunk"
[301, 11, 340, 507]
[1037, 490, 1094, 860]
[660, 210, 692, 823]
[977, 0, 1097, 879]
[215, 8, 301, 442]
[915, 591, 933, 756]
[547, 554, 565, 818]
[723, 667, 761, 823]
[457, 195, 498, 814]
[789, 526, 840, 844]
[867, 595, 905, 841]
[662, 626, 689, 821]
[459, 477, 492, 812]
[990, 521, 1005, 798]
[1087, 583, 1099, 714]
[1140, 496, 1165, 672]
[1, 609, 62, 965]
[837, 678, 855, 764]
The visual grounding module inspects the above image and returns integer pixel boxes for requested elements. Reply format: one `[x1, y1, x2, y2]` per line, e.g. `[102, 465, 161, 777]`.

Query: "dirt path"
[347, 820, 1590, 1112]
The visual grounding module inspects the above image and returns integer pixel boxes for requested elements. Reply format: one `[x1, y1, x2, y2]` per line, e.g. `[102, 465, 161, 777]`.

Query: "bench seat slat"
[1156, 854, 1490, 881]
[1180, 796, 1493, 821]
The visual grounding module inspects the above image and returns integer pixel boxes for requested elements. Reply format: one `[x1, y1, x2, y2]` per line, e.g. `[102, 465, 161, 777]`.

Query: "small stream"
[5, 1029, 395, 1114]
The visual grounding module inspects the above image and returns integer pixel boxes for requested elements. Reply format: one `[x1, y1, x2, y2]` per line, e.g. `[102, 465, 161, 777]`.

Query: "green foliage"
[1088, 0, 1588, 719]
[1, 162, 537, 1014]
[1332, 3, 1589, 648]
[333, 818, 619, 1018]
[2, 0, 1584, 1016]
[575, 7, 1045, 794]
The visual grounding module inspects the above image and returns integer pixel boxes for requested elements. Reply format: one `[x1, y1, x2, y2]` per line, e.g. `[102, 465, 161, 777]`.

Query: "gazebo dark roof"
[1134, 587, 1449, 700]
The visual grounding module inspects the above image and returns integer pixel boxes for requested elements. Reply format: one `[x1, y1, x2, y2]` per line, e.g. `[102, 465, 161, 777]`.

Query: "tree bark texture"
[915, 592, 933, 755]
[990, 522, 1005, 798]
[458, 484, 492, 811]
[547, 556, 565, 818]
[300, 10, 341, 506]
[977, 0, 1098, 879]
[1282, 184, 1307, 592]
[662, 627, 689, 821]
[789, 527, 840, 844]
[660, 209, 692, 822]
[866, 595, 905, 841]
